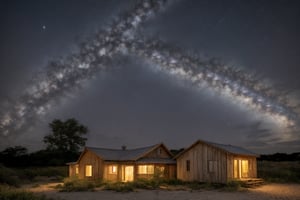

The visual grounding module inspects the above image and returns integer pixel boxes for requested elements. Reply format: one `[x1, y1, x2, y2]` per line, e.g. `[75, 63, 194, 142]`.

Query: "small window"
[186, 160, 190, 172]
[85, 165, 92, 177]
[75, 165, 79, 175]
[208, 161, 217, 173]
[109, 165, 118, 174]
[157, 148, 162, 155]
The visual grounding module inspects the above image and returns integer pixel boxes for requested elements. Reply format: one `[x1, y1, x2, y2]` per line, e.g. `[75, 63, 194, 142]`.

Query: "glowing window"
[109, 165, 118, 174]
[138, 165, 154, 174]
[75, 165, 79, 175]
[85, 165, 92, 177]
[241, 160, 249, 178]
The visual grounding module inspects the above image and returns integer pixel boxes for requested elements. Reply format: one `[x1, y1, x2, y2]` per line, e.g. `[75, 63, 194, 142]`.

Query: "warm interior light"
[138, 165, 154, 174]
[85, 165, 92, 177]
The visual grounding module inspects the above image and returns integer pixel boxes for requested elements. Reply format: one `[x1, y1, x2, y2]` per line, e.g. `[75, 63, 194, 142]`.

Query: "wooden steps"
[240, 178, 265, 188]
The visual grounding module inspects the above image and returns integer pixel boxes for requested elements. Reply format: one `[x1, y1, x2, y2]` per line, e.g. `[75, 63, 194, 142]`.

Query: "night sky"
[1, 0, 300, 153]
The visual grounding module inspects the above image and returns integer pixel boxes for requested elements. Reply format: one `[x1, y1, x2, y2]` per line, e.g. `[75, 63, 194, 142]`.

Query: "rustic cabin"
[68, 143, 176, 182]
[175, 139, 258, 183]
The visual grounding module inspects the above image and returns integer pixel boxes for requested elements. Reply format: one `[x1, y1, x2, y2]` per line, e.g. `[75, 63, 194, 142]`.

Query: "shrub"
[222, 181, 243, 191]
[104, 182, 134, 192]
[59, 176, 95, 192]
[0, 165, 20, 187]
[15, 166, 68, 182]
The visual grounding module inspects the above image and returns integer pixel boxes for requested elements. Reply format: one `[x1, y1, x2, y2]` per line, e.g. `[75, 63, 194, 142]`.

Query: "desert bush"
[0, 185, 53, 200]
[162, 178, 184, 185]
[59, 176, 95, 192]
[14, 166, 68, 182]
[104, 182, 135, 192]
[222, 181, 244, 191]
[258, 161, 300, 183]
[0, 165, 20, 187]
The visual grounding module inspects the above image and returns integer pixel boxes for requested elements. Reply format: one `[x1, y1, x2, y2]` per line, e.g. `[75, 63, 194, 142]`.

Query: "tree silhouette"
[43, 118, 88, 153]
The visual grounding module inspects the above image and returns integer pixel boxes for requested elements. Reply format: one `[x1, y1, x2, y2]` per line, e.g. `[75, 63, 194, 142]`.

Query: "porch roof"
[136, 158, 176, 164]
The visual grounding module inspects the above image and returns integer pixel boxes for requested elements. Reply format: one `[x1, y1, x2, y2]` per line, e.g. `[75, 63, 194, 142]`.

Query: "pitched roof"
[203, 140, 258, 156]
[85, 143, 174, 162]
[175, 139, 258, 158]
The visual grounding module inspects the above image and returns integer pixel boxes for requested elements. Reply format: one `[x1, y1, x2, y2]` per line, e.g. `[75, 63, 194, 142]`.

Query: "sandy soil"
[28, 183, 300, 200]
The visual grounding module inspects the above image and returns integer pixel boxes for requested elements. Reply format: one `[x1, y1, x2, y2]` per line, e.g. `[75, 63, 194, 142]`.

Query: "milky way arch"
[0, 0, 298, 137]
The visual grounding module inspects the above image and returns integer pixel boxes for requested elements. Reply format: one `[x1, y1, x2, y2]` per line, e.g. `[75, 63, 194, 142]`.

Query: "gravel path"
[30, 183, 300, 200]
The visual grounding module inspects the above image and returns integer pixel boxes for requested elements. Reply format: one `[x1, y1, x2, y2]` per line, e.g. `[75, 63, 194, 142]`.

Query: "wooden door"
[123, 166, 134, 182]
[234, 159, 249, 179]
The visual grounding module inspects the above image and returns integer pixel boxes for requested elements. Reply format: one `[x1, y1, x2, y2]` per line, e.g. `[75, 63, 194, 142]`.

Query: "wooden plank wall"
[144, 145, 170, 159]
[177, 142, 228, 183]
[78, 150, 104, 179]
[68, 164, 76, 177]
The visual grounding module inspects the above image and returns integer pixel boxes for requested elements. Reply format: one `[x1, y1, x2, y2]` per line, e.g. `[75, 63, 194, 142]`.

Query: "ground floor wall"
[103, 162, 176, 182]
[69, 160, 176, 182]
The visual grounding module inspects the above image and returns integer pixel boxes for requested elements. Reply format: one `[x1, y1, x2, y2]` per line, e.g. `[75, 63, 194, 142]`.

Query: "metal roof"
[175, 139, 258, 159]
[203, 140, 258, 157]
[86, 144, 167, 161]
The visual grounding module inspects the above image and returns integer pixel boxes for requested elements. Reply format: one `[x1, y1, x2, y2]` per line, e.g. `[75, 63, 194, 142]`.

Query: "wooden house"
[175, 139, 258, 183]
[68, 143, 176, 182]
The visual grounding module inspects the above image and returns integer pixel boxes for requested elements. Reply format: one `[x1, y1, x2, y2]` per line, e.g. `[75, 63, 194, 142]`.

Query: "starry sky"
[0, 0, 300, 153]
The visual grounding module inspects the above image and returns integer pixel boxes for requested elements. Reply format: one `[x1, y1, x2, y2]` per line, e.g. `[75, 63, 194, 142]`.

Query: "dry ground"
[27, 183, 300, 200]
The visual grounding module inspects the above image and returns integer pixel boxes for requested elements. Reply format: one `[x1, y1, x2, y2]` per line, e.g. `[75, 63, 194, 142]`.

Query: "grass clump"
[0, 165, 20, 187]
[222, 181, 245, 191]
[59, 176, 95, 192]
[0, 185, 54, 200]
[17, 166, 68, 181]
[104, 182, 135, 192]
[258, 161, 300, 183]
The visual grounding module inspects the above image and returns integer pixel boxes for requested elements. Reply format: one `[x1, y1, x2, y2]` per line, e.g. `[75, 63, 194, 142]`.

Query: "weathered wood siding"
[78, 149, 104, 179]
[176, 142, 228, 183]
[68, 164, 76, 177]
[103, 162, 119, 182]
[144, 146, 171, 159]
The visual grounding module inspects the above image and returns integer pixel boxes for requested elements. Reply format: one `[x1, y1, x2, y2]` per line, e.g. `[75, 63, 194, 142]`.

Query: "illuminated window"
[234, 159, 249, 178]
[109, 165, 118, 174]
[85, 165, 92, 177]
[138, 165, 154, 174]
[234, 160, 238, 178]
[75, 165, 79, 175]
[241, 160, 249, 178]
[186, 160, 190, 172]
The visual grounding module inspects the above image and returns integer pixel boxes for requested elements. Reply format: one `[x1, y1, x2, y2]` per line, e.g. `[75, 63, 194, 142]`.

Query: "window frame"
[108, 165, 118, 175]
[138, 165, 154, 174]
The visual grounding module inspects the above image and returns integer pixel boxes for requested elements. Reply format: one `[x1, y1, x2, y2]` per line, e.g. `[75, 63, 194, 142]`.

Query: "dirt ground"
[28, 183, 300, 200]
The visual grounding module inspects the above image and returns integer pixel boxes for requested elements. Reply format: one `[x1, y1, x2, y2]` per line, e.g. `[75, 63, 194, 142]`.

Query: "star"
[42, 25, 46, 30]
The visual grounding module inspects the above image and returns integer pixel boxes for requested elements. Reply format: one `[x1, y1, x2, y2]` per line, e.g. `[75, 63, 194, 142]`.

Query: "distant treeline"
[258, 152, 300, 161]
[0, 146, 79, 167]
[1, 145, 299, 168]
